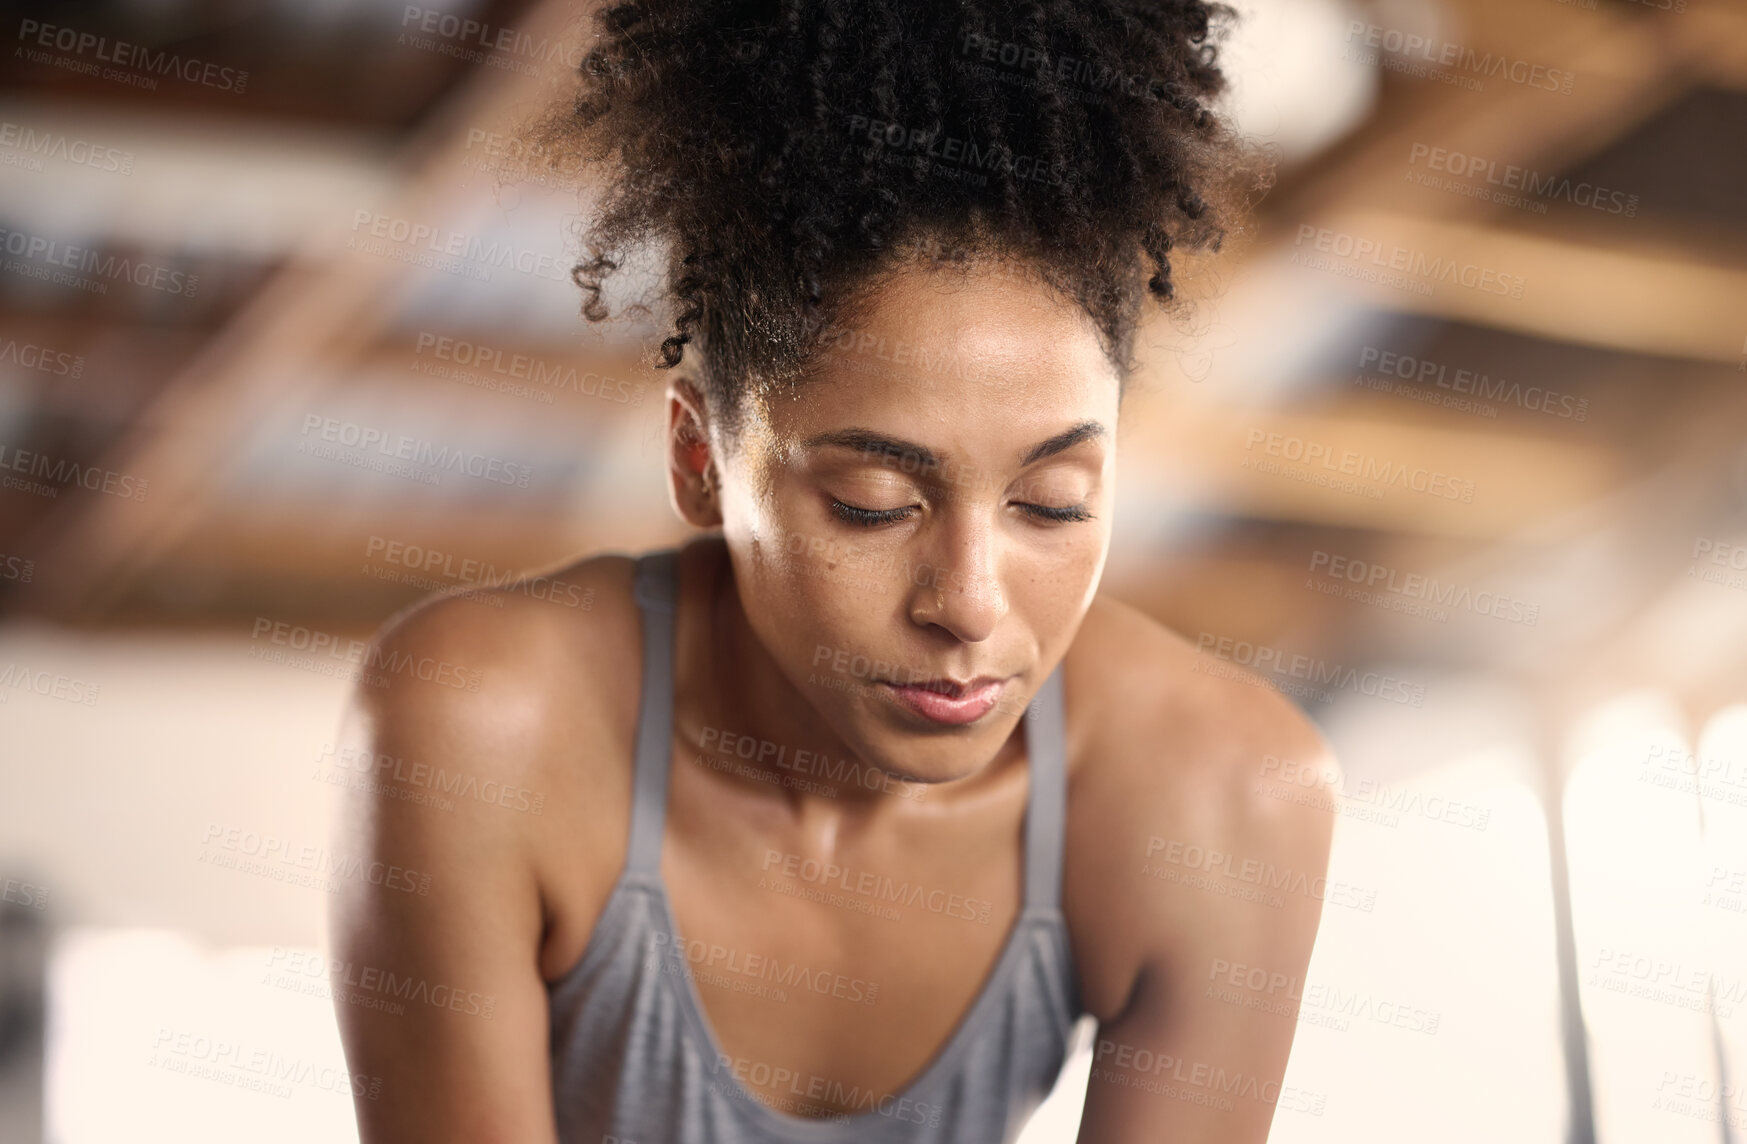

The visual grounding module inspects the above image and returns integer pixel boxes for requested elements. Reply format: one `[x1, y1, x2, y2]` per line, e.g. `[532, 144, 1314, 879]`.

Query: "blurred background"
[1, 0, 1744, 1139]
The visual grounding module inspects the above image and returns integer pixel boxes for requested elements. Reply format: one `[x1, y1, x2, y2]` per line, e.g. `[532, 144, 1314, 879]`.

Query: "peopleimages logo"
[711, 1054, 943, 1127]
[297, 415, 532, 488]
[1143, 835, 1379, 912]
[1091, 1038, 1328, 1114]
[647, 929, 881, 1005]
[0, 331, 85, 377]
[954, 30, 1157, 103]
[348, 211, 569, 283]
[264, 948, 496, 1020]
[0, 662, 101, 707]
[316, 742, 548, 814]
[1343, 21, 1576, 95]
[1407, 143, 1638, 217]
[1293, 225, 1525, 299]
[15, 19, 250, 93]
[760, 849, 994, 924]
[0, 553, 34, 583]
[198, 823, 432, 896]
[0, 225, 197, 297]
[0, 121, 135, 176]
[1307, 549, 1541, 626]
[148, 1028, 380, 1101]
[0, 876, 48, 911]
[844, 113, 1072, 188]
[698, 725, 924, 801]
[397, 5, 585, 69]
[1194, 630, 1427, 708]
[248, 616, 485, 692]
[412, 332, 644, 404]
[361, 535, 592, 608]
[1243, 428, 1477, 504]
[1206, 956, 1442, 1036]
[1357, 345, 1588, 420]
[0, 442, 148, 500]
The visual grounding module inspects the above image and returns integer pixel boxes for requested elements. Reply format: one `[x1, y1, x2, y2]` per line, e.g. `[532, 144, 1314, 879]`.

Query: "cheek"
[734, 491, 892, 616]
[1016, 526, 1105, 629]
[775, 537, 904, 623]
[742, 551, 900, 691]
[741, 497, 825, 585]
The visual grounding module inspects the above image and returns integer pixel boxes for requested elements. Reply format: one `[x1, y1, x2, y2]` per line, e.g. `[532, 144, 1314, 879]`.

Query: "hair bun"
[528, 0, 1271, 426]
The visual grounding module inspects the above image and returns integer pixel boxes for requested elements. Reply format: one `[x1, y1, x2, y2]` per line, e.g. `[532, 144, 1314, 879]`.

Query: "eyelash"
[828, 499, 1093, 527]
[830, 500, 913, 527]
[1024, 503, 1095, 523]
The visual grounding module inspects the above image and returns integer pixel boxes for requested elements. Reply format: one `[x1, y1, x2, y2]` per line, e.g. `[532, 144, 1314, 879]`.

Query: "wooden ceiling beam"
[1286, 207, 1747, 364]
[14, 0, 597, 622]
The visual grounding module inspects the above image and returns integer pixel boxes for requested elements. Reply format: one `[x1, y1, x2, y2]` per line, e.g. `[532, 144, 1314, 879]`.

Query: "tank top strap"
[1021, 663, 1068, 916]
[624, 548, 680, 877]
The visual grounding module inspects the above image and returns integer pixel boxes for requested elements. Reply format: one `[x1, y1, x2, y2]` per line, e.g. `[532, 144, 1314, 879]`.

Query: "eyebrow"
[800, 420, 1107, 470]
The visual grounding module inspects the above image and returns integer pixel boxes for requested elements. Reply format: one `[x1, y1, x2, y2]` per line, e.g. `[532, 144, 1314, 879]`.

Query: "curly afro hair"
[529, 0, 1272, 435]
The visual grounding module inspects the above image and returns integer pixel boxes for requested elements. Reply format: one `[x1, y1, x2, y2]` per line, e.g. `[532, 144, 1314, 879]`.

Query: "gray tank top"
[548, 548, 1084, 1142]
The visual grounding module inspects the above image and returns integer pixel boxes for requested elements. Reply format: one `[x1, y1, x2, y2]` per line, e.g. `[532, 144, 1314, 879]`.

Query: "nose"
[905, 524, 1007, 644]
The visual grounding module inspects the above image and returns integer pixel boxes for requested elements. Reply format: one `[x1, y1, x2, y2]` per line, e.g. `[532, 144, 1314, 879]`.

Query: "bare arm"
[1074, 696, 1340, 1143]
[327, 597, 565, 1144]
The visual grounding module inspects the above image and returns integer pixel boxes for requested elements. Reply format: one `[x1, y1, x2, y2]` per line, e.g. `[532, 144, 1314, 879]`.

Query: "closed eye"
[832, 499, 1093, 526]
[1019, 502, 1094, 523]
[830, 499, 915, 527]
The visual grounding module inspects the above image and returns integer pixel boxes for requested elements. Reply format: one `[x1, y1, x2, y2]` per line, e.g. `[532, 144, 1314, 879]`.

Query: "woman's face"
[693, 259, 1121, 784]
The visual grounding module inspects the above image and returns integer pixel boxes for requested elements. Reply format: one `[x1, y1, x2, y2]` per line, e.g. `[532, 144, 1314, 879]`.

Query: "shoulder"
[1059, 591, 1342, 1016]
[360, 550, 639, 714]
[1065, 590, 1342, 811]
[344, 549, 650, 824]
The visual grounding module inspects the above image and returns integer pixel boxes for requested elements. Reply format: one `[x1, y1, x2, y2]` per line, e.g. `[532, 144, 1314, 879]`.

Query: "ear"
[665, 378, 723, 528]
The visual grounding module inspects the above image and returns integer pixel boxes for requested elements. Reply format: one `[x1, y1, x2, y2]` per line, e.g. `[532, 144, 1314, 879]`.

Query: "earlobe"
[667, 457, 721, 528]
[666, 398, 722, 527]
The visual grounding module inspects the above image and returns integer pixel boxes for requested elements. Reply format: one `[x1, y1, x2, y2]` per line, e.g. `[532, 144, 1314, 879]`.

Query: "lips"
[876, 675, 1009, 725]
[903, 676, 1002, 698]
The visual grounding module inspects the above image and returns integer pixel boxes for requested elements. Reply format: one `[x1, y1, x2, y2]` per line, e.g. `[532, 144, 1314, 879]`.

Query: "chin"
[860, 749, 978, 787]
[849, 700, 1018, 782]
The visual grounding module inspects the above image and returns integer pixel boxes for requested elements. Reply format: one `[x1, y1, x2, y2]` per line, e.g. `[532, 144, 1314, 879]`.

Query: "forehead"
[759, 258, 1121, 443]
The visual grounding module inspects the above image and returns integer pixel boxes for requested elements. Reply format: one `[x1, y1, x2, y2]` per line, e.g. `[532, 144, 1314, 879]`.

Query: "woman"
[331, 1, 1339, 1141]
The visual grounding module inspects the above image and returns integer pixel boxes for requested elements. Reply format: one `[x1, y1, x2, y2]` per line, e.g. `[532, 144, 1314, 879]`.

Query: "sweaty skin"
[329, 254, 1341, 1144]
